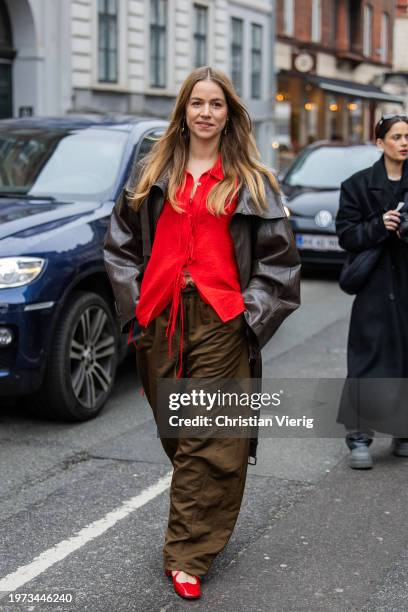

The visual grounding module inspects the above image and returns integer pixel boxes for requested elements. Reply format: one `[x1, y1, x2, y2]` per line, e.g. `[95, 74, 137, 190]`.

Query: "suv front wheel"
[37, 291, 119, 421]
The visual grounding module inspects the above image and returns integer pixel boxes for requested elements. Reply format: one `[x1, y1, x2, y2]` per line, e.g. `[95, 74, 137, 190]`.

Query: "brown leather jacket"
[104, 162, 300, 463]
[103, 164, 301, 368]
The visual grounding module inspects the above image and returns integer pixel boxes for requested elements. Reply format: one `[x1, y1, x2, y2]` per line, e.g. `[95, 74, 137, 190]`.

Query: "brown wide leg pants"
[136, 287, 251, 577]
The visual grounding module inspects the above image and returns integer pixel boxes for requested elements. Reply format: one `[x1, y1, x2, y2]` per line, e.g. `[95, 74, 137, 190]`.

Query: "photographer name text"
[168, 414, 314, 429]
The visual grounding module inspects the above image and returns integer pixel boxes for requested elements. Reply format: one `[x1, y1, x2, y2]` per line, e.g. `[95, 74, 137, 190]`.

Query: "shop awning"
[279, 70, 405, 104]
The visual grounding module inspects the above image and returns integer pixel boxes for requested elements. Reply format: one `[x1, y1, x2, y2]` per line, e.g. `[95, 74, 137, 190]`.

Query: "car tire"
[35, 291, 119, 421]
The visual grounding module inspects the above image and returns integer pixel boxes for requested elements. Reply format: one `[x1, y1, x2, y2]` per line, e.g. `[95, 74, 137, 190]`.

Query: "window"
[328, 0, 336, 46]
[193, 5, 208, 68]
[311, 0, 321, 42]
[136, 130, 165, 163]
[0, 128, 129, 200]
[150, 0, 167, 88]
[348, 0, 362, 52]
[0, 0, 12, 47]
[231, 18, 243, 96]
[0, 0, 13, 118]
[98, 0, 118, 83]
[283, 0, 294, 36]
[251, 24, 262, 99]
[363, 4, 373, 57]
[284, 145, 381, 189]
[380, 12, 389, 63]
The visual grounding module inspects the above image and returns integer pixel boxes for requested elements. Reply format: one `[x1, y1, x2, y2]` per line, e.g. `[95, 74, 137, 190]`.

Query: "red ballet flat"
[165, 570, 201, 599]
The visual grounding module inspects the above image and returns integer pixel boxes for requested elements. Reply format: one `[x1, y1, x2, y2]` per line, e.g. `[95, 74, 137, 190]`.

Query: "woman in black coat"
[336, 114, 408, 469]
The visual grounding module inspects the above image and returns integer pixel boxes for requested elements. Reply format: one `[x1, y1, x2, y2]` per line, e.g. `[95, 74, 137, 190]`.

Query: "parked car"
[280, 141, 382, 267]
[0, 115, 167, 420]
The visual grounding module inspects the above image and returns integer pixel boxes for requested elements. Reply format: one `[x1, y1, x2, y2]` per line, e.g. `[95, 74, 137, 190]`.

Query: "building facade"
[0, 0, 276, 164]
[0, 0, 72, 120]
[274, 0, 404, 167]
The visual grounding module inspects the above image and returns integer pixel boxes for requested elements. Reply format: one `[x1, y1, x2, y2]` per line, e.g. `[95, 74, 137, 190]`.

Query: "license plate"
[295, 233, 343, 252]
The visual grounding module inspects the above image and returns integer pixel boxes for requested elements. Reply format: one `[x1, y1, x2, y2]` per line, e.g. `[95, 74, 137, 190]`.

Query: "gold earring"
[224, 121, 228, 135]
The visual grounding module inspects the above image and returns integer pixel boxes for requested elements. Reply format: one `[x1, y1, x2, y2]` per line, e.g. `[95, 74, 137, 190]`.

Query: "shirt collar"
[184, 153, 224, 182]
[153, 154, 224, 192]
[209, 153, 224, 181]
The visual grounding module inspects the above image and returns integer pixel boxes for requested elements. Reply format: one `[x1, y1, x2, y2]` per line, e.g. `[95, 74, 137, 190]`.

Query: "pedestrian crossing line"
[0, 471, 173, 594]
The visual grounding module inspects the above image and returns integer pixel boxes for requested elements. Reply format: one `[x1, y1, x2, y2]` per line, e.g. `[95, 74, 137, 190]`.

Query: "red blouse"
[134, 154, 245, 374]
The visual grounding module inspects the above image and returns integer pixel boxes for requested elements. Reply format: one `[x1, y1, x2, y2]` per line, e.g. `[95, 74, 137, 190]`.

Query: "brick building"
[381, 0, 408, 110]
[274, 0, 404, 165]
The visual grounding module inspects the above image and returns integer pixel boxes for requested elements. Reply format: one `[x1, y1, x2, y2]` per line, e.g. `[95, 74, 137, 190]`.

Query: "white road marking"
[0, 471, 172, 593]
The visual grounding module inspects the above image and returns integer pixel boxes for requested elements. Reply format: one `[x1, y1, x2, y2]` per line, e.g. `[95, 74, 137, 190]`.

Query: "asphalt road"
[1, 275, 407, 612]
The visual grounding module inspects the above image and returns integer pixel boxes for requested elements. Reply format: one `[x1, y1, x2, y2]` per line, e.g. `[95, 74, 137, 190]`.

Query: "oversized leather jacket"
[103, 161, 301, 370]
[104, 162, 300, 463]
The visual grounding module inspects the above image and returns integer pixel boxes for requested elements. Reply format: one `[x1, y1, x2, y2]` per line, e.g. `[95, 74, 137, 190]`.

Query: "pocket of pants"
[225, 312, 246, 331]
[137, 321, 155, 348]
[140, 325, 151, 338]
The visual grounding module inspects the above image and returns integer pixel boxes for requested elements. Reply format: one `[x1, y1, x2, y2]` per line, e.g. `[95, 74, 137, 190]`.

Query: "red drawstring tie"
[166, 269, 186, 379]
[165, 210, 194, 379]
[127, 319, 137, 348]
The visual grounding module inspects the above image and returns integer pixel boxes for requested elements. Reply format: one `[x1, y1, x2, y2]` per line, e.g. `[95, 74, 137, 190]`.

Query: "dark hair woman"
[336, 113, 408, 469]
[103, 66, 300, 599]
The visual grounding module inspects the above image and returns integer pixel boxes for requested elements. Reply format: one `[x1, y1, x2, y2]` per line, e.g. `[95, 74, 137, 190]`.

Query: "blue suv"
[0, 115, 167, 419]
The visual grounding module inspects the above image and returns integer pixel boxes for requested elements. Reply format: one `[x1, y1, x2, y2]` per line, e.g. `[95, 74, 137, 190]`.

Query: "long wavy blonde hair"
[130, 66, 279, 215]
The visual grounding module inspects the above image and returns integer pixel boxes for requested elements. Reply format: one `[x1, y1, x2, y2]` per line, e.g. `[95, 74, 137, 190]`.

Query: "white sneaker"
[349, 446, 373, 469]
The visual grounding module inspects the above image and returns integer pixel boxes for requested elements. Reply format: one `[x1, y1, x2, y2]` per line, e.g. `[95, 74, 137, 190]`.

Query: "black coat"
[336, 156, 408, 434]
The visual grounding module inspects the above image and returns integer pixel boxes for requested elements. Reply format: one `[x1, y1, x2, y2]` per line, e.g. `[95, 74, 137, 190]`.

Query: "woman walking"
[104, 66, 300, 599]
[336, 114, 408, 469]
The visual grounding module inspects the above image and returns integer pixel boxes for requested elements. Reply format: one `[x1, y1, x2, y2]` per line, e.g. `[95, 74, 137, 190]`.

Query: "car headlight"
[0, 257, 46, 288]
[283, 205, 291, 218]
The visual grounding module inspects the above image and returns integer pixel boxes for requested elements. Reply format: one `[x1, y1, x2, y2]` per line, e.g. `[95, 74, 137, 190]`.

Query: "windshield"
[284, 145, 382, 189]
[0, 127, 129, 200]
